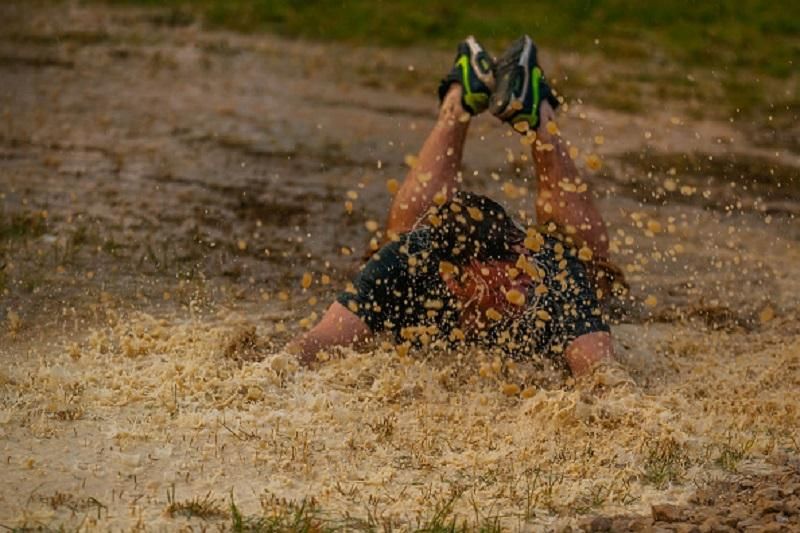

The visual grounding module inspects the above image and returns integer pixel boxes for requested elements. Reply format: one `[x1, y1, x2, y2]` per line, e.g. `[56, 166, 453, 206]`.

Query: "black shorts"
[337, 227, 609, 361]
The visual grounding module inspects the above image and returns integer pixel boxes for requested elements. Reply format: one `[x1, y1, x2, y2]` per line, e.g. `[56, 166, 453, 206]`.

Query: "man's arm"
[564, 331, 614, 377]
[287, 302, 372, 366]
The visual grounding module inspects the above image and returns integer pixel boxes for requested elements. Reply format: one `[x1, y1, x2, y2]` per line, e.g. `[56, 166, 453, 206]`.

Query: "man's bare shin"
[531, 110, 609, 260]
[386, 86, 469, 234]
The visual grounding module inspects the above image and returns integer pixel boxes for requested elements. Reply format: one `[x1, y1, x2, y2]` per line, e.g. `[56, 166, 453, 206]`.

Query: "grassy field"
[107, 0, 798, 136]
[118, 0, 798, 76]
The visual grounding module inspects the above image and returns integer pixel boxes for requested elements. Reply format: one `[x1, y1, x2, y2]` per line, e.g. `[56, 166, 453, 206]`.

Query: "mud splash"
[2, 309, 799, 529]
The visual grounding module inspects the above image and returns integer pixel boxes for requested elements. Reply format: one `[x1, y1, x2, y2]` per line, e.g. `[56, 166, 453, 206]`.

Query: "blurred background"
[119, 0, 799, 139]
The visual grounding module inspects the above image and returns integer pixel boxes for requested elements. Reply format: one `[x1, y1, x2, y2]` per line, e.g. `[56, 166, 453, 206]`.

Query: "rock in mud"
[652, 503, 685, 522]
[583, 515, 612, 531]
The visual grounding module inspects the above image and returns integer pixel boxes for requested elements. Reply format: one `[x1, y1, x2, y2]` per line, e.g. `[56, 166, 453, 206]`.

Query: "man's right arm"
[287, 238, 409, 366]
[287, 301, 372, 366]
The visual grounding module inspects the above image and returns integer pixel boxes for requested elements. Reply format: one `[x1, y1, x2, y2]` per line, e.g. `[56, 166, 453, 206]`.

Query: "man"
[289, 35, 622, 377]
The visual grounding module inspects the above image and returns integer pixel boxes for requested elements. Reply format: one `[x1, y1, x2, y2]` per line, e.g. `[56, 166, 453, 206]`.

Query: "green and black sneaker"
[438, 36, 495, 115]
[489, 35, 559, 131]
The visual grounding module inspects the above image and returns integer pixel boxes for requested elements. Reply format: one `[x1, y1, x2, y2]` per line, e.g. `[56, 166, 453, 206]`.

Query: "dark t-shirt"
[337, 227, 608, 361]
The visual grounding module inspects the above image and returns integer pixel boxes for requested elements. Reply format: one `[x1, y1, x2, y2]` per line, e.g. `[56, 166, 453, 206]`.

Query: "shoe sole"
[464, 35, 494, 87]
[490, 35, 533, 121]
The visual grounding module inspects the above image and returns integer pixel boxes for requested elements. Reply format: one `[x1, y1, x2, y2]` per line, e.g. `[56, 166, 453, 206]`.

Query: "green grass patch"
[641, 438, 692, 488]
[165, 489, 228, 520]
[713, 433, 756, 472]
[0, 209, 47, 241]
[220, 489, 506, 532]
[230, 494, 327, 532]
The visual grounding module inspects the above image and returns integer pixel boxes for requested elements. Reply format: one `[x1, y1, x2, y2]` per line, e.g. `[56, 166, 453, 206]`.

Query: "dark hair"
[424, 191, 524, 264]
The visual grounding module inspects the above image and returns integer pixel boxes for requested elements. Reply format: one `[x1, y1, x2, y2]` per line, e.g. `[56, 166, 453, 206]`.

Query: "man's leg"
[531, 106, 617, 377]
[530, 102, 609, 260]
[386, 85, 469, 235]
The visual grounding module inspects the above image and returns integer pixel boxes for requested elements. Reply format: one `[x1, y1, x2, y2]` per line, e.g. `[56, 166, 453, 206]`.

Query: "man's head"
[425, 191, 525, 264]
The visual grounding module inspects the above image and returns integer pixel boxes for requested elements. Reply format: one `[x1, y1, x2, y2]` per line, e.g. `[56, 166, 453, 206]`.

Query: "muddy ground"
[1, 2, 799, 531]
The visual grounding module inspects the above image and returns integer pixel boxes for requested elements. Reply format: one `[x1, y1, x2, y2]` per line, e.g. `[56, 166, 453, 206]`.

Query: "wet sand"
[1, 2, 799, 530]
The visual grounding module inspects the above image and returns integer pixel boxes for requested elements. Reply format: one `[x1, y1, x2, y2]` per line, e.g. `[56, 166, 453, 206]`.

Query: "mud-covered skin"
[338, 227, 608, 360]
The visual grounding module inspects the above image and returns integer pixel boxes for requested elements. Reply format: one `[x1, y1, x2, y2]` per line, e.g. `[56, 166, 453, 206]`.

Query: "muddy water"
[1, 2, 799, 530]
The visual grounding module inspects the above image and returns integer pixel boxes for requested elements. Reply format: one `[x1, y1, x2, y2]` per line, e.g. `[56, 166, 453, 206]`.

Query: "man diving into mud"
[289, 35, 625, 377]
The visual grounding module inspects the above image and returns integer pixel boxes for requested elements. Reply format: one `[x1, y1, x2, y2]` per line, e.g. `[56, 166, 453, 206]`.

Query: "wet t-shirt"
[336, 227, 609, 360]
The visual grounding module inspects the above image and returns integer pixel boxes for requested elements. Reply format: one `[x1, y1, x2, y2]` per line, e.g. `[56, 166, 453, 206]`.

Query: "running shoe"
[438, 36, 495, 115]
[489, 35, 559, 130]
